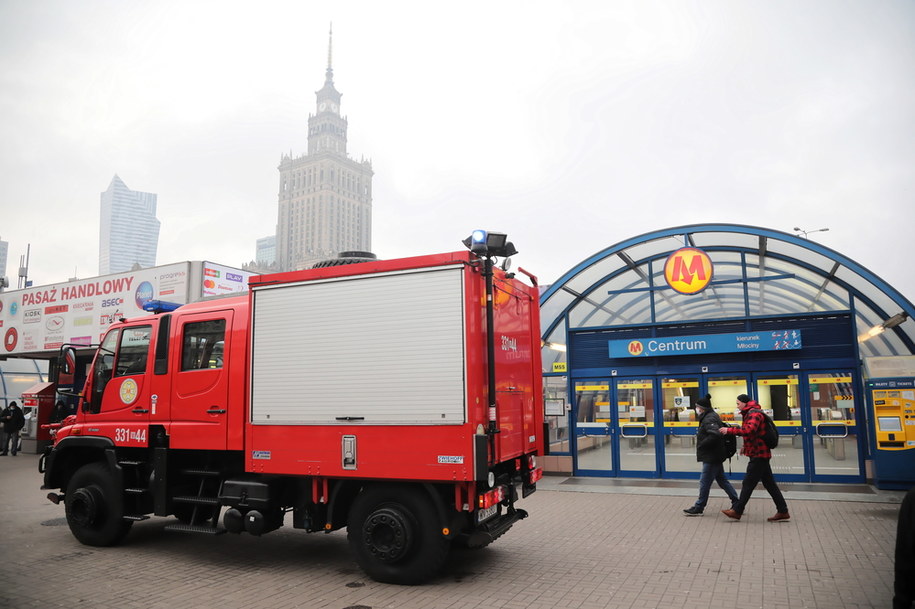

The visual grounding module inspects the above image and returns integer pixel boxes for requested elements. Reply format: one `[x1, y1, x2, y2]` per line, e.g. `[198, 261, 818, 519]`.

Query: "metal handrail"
[815, 422, 849, 438]
[620, 423, 649, 438]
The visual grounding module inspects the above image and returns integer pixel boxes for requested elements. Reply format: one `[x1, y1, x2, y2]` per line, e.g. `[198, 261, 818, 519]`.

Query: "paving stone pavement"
[0, 453, 905, 609]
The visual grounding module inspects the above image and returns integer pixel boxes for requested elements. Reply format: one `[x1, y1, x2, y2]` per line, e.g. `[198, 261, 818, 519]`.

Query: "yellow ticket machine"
[867, 377, 915, 489]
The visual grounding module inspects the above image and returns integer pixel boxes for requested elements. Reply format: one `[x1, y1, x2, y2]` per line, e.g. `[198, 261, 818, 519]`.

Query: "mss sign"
[664, 247, 713, 295]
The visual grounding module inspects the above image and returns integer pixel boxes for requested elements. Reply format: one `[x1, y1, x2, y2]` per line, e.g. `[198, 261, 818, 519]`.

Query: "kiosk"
[20, 381, 56, 454]
[864, 357, 915, 489]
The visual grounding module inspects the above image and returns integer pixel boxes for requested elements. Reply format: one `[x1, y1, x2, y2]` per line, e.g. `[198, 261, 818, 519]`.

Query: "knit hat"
[736, 394, 750, 405]
[695, 394, 712, 409]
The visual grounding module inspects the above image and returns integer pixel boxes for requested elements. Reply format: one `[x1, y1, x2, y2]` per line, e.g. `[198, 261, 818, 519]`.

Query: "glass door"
[661, 375, 749, 477]
[572, 380, 613, 474]
[755, 374, 805, 480]
[659, 377, 699, 475]
[805, 371, 862, 481]
[615, 379, 658, 476]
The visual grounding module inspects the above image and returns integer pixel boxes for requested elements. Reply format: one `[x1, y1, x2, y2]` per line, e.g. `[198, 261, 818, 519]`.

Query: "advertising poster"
[1, 261, 251, 357]
[0, 263, 190, 356]
[201, 262, 253, 298]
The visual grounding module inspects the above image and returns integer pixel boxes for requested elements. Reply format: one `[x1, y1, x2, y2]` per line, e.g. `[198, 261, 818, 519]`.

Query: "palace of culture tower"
[275, 29, 374, 271]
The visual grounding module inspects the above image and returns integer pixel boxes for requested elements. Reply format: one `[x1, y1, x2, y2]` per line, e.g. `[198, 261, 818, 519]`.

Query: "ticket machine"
[866, 377, 915, 489]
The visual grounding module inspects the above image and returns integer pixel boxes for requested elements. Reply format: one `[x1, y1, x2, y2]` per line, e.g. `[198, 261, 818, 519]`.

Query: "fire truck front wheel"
[65, 462, 132, 546]
[347, 485, 450, 585]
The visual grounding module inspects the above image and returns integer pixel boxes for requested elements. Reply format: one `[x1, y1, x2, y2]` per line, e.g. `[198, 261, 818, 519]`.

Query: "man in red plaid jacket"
[718, 395, 790, 522]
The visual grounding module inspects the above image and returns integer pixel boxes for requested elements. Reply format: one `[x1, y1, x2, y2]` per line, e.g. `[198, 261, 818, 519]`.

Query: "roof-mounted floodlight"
[858, 311, 909, 343]
[462, 230, 518, 258]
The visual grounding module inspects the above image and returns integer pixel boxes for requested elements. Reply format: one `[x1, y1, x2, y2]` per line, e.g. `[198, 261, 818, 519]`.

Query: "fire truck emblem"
[119, 378, 139, 405]
[627, 340, 644, 356]
[664, 247, 713, 295]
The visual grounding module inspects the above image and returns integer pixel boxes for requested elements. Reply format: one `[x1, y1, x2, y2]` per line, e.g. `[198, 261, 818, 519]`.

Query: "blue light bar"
[142, 300, 183, 313]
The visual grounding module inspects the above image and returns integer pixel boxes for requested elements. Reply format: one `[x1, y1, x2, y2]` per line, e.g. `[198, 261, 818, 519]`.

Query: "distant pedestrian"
[683, 394, 739, 516]
[0, 400, 26, 456]
[719, 394, 790, 522]
[895, 486, 915, 608]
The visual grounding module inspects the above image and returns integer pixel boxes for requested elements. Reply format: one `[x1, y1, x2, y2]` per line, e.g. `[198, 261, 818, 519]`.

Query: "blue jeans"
[693, 461, 739, 510]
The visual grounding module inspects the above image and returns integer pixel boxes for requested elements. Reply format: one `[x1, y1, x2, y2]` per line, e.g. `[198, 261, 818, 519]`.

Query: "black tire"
[65, 462, 132, 546]
[347, 485, 450, 585]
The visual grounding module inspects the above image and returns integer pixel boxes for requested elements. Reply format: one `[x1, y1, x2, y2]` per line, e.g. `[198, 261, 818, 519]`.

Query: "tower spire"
[325, 23, 334, 85]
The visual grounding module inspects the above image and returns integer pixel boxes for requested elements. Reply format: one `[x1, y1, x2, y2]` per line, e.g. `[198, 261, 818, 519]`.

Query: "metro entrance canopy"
[540, 224, 915, 366]
[538, 224, 915, 485]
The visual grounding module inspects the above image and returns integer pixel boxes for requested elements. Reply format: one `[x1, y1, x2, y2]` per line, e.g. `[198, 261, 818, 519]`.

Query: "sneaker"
[683, 506, 704, 516]
[721, 509, 742, 520]
[767, 512, 790, 522]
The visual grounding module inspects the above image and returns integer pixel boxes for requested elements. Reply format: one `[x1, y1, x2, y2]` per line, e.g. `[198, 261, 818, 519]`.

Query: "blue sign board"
[609, 329, 802, 358]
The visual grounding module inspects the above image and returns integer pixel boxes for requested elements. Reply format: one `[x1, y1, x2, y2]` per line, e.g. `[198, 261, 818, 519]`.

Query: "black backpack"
[752, 408, 779, 449]
[720, 421, 738, 460]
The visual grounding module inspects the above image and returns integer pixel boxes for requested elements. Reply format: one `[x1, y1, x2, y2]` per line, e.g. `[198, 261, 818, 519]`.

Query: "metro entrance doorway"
[571, 371, 863, 482]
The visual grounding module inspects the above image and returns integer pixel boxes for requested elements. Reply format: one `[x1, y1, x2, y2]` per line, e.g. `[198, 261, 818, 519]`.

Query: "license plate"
[476, 505, 498, 524]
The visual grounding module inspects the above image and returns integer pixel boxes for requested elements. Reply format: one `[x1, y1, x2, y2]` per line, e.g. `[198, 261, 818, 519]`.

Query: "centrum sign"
[609, 329, 803, 358]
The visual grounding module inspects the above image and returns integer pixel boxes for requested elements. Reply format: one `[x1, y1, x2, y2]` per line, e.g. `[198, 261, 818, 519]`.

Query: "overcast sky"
[1, 1, 913, 303]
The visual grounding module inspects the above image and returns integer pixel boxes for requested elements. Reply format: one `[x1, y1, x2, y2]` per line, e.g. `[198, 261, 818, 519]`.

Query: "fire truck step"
[123, 515, 150, 522]
[173, 495, 220, 505]
[125, 487, 148, 495]
[181, 468, 222, 477]
[164, 522, 226, 535]
[118, 460, 145, 467]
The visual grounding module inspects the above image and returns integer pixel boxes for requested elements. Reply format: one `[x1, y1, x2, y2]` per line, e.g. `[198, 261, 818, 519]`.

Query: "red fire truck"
[40, 232, 544, 585]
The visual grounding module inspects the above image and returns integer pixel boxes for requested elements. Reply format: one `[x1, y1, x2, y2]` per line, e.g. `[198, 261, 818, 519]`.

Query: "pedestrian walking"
[683, 394, 739, 516]
[0, 400, 26, 456]
[719, 394, 789, 521]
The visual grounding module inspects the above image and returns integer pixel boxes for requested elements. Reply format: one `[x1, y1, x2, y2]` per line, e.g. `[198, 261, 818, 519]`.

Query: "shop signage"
[608, 329, 802, 358]
[664, 247, 713, 294]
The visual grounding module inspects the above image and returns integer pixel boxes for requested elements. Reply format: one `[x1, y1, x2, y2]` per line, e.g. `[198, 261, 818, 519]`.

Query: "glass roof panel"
[835, 266, 900, 319]
[569, 266, 652, 327]
[622, 236, 683, 264]
[541, 319, 567, 374]
[690, 231, 761, 251]
[764, 238, 837, 271]
[655, 284, 748, 322]
[540, 225, 914, 355]
[540, 287, 576, 334]
[561, 258, 616, 297]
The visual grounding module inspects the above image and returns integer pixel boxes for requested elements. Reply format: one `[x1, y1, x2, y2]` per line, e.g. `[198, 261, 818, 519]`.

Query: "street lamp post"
[793, 226, 829, 239]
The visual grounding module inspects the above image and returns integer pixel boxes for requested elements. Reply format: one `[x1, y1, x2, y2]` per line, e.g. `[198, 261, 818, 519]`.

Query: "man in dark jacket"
[719, 394, 790, 521]
[0, 400, 26, 456]
[683, 394, 739, 516]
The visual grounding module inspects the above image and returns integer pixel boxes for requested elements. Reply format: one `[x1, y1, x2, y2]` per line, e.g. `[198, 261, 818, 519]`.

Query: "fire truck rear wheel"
[347, 485, 450, 585]
[65, 462, 132, 546]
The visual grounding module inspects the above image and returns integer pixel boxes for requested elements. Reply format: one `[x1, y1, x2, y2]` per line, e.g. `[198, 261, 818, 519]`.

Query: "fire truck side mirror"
[60, 347, 77, 376]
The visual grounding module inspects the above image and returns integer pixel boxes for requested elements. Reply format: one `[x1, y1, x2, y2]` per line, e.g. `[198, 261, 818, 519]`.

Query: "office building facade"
[99, 175, 160, 275]
[0, 236, 7, 285]
[256, 235, 276, 266]
[275, 32, 373, 271]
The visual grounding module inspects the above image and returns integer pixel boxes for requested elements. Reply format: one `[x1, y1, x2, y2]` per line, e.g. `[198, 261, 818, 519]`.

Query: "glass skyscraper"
[99, 175, 160, 275]
[0, 236, 8, 285]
